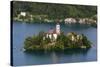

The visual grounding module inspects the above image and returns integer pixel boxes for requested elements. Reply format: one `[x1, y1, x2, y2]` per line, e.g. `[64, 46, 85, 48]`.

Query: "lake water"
[12, 22, 97, 66]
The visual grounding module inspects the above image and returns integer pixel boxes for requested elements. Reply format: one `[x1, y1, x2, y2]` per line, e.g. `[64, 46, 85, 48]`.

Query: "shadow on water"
[23, 48, 90, 57]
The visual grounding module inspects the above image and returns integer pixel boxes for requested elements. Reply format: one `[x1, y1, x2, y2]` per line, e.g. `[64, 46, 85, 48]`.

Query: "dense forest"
[12, 1, 97, 22]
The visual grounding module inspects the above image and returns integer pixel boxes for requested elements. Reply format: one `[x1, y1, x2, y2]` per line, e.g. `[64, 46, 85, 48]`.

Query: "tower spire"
[56, 23, 60, 35]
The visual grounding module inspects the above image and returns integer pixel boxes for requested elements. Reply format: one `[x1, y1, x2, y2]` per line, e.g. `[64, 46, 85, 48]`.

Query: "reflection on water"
[24, 48, 90, 56]
[23, 48, 90, 64]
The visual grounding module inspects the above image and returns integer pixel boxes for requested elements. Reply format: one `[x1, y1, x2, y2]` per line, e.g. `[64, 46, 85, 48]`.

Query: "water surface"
[12, 22, 97, 66]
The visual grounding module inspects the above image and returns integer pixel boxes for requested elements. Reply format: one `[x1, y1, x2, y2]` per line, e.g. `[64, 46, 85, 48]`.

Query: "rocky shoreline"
[13, 12, 97, 27]
[13, 17, 96, 24]
[13, 17, 97, 28]
[13, 15, 97, 25]
[64, 18, 96, 24]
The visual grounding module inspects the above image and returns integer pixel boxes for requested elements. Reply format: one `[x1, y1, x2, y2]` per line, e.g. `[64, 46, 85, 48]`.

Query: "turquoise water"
[12, 22, 97, 66]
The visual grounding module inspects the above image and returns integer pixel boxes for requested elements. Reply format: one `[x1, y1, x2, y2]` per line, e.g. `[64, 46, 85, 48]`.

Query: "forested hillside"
[11, 1, 97, 25]
[12, 1, 97, 19]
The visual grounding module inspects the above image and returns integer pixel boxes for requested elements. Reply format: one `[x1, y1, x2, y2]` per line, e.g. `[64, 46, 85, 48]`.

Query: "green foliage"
[24, 31, 92, 51]
[12, 1, 97, 20]
[81, 34, 92, 48]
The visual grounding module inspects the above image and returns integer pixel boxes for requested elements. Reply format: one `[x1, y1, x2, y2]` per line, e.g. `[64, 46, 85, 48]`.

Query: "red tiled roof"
[47, 29, 57, 34]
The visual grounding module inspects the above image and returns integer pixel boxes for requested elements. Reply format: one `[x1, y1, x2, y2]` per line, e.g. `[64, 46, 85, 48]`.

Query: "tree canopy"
[24, 31, 91, 52]
[12, 1, 97, 19]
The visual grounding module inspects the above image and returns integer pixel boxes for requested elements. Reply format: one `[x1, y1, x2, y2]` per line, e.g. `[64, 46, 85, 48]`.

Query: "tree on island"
[24, 31, 91, 52]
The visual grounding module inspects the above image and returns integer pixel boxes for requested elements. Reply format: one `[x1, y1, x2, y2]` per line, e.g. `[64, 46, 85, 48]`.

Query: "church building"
[43, 23, 61, 41]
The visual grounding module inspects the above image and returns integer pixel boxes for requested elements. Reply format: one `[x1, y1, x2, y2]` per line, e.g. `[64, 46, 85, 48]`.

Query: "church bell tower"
[56, 23, 60, 35]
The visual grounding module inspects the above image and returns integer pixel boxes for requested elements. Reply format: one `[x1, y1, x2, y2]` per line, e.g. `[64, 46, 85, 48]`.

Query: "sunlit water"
[12, 22, 97, 66]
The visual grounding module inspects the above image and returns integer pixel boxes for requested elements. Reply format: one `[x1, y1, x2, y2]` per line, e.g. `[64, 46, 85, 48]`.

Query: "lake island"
[24, 23, 91, 52]
[11, 1, 97, 66]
